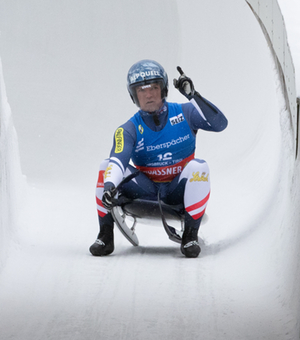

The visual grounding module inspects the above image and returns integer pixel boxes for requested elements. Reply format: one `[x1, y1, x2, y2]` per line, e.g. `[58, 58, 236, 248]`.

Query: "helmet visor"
[129, 79, 164, 107]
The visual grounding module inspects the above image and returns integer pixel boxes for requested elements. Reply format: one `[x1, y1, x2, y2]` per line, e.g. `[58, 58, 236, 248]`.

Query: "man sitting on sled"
[90, 59, 228, 258]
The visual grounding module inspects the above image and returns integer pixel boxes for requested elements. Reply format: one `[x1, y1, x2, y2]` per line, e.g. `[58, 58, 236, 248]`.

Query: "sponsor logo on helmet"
[114, 128, 124, 153]
[129, 70, 161, 83]
[170, 113, 184, 126]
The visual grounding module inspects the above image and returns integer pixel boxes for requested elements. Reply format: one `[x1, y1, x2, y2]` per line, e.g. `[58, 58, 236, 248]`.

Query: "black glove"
[173, 66, 195, 97]
[102, 187, 117, 210]
[101, 172, 140, 211]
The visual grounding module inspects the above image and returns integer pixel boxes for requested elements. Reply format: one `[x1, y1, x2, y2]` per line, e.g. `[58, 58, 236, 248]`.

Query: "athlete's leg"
[90, 159, 115, 256]
[119, 164, 158, 201]
[91, 161, 158, 256]
[95, 159, 114, 226]
[181, 159, 210, 222]
[163, 159, 211, 257]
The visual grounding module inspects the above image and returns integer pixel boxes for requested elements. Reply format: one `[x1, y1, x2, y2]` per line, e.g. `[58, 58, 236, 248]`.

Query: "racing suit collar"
[139, 101, 168, 117]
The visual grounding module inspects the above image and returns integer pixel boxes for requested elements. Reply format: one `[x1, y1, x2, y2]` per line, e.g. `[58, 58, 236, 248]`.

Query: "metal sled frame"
[111, 196, 185, 246]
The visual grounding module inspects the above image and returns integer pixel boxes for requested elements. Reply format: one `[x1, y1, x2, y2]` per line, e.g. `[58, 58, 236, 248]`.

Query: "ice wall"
[246, 0, 298, 155]
[0, 59, 24, 267]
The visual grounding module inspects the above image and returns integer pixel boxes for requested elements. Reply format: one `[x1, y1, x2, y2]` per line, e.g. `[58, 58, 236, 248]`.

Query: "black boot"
[89, 224, 114, 256]
[180, 212, 202, 258]
[181, 225, 201, 258]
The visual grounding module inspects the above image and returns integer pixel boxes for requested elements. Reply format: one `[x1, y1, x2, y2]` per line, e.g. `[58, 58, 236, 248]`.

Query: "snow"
[0, 0, 299, 339]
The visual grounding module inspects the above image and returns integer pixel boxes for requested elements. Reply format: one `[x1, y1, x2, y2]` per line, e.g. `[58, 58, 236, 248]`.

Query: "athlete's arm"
[173, 67, 228, 132]
[182, 94, 228, 132]
[104, 120, 136, 190]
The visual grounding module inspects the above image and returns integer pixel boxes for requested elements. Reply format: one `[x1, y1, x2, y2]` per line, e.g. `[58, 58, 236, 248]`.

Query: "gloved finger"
[177, 66, 184, 76]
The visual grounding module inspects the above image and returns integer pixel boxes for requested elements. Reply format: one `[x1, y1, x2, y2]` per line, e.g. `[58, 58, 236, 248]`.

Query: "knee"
[96, 159, 110, 192]
[182, 159, 210, 184]
[179, 159, 210, 183]
[187, 159, 209, 174]
[99, 158, 110, 172]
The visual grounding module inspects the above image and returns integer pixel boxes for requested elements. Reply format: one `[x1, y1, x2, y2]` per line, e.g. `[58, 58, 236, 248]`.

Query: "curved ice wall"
[246, 0, 298, 156]
[0, 59, 24, 267]
[245, 0, 300, 330]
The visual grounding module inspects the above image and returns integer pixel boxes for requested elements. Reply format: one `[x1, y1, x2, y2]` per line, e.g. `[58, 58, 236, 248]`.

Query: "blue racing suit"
[96, 93, 227, 228]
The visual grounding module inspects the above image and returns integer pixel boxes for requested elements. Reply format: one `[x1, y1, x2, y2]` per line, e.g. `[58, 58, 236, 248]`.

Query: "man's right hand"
[173, 66, 195, 97]
[102, 188, 117, 210]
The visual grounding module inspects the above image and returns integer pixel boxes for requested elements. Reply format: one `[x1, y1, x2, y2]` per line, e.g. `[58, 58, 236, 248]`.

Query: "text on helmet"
[130, 70, 161, 83]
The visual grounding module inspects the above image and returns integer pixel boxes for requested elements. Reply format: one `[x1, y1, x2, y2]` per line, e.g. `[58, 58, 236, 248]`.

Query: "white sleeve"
[104, 157, 125, 188]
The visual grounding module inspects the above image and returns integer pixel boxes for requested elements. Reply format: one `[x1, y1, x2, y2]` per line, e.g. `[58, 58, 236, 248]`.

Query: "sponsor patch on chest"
[169, 113, 184, 126]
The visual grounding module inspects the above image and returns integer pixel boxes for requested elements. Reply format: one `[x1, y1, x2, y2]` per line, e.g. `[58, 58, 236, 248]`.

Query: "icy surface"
[0, 0, 299, 339]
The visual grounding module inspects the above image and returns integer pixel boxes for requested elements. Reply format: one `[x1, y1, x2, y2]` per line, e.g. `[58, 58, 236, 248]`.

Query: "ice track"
[0, 1, 299, 339]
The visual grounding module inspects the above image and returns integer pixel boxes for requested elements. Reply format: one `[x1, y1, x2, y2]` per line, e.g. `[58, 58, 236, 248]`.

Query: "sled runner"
[109, 171, 209, 247]
[111, 196, 184, 247]
[109, 171, 184, 246]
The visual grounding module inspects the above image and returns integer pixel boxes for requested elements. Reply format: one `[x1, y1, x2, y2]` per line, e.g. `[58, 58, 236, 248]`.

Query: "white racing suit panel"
[96, 158, 210, 221]
[179, 159, 210, 220]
